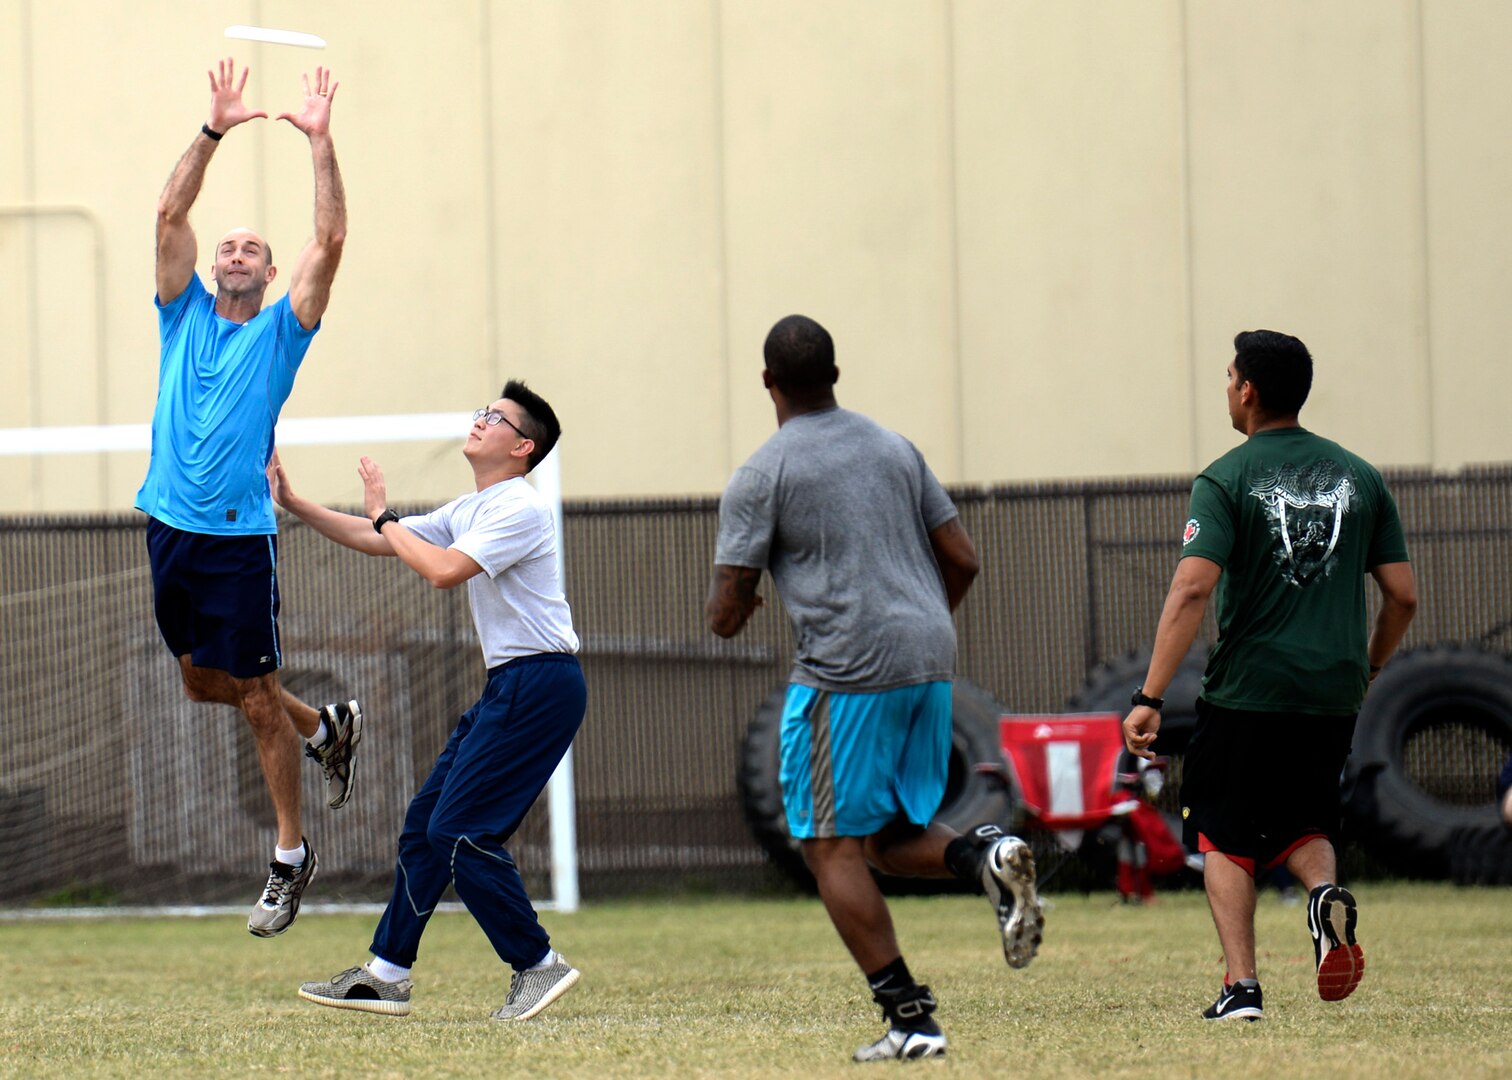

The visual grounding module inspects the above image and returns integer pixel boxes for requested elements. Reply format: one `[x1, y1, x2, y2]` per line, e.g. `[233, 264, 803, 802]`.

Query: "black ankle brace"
[944, 823, 1004, 884]
[872, 982, 939, 1032]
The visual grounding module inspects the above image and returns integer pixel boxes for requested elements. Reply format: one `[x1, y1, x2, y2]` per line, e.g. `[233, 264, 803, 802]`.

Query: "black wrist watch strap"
[373, 509, 400, 534]
[1131, 688, 1165, 711]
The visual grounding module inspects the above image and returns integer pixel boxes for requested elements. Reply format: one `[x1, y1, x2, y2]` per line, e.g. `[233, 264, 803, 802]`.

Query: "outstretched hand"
[277, 67, 338, 136]
[358, 456, 387, 519]
[206, 58, 268, 133]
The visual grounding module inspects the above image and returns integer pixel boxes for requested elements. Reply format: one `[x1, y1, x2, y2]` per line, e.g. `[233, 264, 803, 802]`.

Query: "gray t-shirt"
[403, 476, 580, 667]
[714, 407, 960, 692]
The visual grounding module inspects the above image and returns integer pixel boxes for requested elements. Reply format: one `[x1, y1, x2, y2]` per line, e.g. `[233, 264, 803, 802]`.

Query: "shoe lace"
[306, 726, 346, 779]
[504, 970, 525, 1005]
[260, 864, 295, 906]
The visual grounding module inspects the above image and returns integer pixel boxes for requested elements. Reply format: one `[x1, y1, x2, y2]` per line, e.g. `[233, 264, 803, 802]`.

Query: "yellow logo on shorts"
[1181, 806, 1190, 819]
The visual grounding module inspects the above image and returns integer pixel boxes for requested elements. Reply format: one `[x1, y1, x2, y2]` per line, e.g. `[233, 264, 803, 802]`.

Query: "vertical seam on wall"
[712, 0, 733, 481]
[1179, 0, 1199, 472]
[480, 0, 501, 383]
[944, 0, 965, 479]
[1413, 0, 1436, 466]
[21, 0, 40, 505]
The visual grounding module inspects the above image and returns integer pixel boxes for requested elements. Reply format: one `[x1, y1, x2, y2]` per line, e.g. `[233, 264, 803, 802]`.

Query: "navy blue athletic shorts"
[145, 517, 282, 679]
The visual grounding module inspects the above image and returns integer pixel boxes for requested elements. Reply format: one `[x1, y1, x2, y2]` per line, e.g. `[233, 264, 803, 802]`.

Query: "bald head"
[212, 227, 276, 302]
[763, 314, 838, 401]
[217, 227, 273, 270]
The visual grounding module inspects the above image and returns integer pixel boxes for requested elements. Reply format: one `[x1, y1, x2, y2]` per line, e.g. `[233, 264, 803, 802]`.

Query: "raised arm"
[268, 451, 393, 557]
[358, 457, 483, 590]
[156, 58, 268, 304]
[279, 67, 347, 331]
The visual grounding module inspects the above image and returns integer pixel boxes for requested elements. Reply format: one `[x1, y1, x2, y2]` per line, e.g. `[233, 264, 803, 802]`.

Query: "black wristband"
[373, 509, 400, 534]
[1131, 688, 1165, 711]
[201, 123, 224, 141]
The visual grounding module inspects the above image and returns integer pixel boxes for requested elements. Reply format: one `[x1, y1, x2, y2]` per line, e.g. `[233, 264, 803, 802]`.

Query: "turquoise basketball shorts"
[780, 681, 952, 839]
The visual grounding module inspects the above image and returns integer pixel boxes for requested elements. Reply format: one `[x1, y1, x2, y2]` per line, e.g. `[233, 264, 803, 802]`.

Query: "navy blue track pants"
[370, 652, 586, 971]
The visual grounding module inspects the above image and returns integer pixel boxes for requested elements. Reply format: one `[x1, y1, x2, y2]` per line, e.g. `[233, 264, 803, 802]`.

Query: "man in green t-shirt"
[1122, 330, 1418, 1023]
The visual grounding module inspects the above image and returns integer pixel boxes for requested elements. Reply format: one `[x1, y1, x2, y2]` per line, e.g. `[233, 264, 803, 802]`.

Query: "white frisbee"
[225, 25, 327, 50]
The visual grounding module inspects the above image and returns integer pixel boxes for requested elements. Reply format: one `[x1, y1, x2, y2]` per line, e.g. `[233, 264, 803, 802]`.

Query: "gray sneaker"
[306, 700, 363, 809]
[299, 965, 412, 1016]
[247, 839, 317, 938]
[490, 955, 580, 1021]
[983, 836, 1043, 969]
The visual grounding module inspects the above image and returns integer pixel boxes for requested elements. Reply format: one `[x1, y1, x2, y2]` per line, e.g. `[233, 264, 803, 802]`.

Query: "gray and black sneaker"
[306, 700, 363, 810]
[490, 955, 580, 1021]
[299, 965, 412, 1016]
[983, 835, 1043, 969]
[247, 839, 317, 938]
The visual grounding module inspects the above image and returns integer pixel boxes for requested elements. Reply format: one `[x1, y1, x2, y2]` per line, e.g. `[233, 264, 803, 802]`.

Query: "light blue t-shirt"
[135, 274, 318, 534]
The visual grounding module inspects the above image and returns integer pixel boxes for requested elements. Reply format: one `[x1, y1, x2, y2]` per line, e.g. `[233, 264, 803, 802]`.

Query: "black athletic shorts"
[146, 517, 282, 679]
[1180, 697, 1357, 867]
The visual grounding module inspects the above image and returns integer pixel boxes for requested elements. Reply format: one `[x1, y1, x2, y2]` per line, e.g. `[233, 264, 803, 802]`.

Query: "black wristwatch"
[372, 509, 401, 533]
[1131, 688, 1165, 711]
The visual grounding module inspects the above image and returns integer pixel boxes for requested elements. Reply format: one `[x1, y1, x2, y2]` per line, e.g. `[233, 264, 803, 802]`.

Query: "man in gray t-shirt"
[714, 406, 959, 692]
[707, 314, 1043, 1063]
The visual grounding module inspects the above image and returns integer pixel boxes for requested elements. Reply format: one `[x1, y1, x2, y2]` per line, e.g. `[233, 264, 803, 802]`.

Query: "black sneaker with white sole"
[1202, 979, 1263, 1021]
[307, 700, 363, 810]
[248, 838, 318, 938]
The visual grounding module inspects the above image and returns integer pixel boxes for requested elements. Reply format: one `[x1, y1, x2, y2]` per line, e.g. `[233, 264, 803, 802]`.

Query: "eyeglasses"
[473, 407, 530, 440]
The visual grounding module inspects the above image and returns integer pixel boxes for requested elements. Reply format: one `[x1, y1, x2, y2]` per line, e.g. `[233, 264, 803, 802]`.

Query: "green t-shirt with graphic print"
[1179, 426, 1410, 715]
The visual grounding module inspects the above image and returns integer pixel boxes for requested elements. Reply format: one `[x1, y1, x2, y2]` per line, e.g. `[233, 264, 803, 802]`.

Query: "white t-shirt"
[402, 476, 579, 666]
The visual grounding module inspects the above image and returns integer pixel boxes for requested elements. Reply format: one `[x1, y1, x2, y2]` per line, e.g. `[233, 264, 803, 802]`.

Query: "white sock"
[367, 956, 411, 983]
[307, 719, 330, 748]
[528, 949, 558, 970]
[275, 842, 306, 867]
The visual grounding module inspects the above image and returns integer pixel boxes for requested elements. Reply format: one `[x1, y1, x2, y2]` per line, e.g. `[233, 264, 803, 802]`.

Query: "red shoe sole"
[1317, 943, 1364, 1001]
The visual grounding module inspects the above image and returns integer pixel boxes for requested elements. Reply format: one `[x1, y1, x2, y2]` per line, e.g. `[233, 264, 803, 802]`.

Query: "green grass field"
[2, 883, 1508, 1079]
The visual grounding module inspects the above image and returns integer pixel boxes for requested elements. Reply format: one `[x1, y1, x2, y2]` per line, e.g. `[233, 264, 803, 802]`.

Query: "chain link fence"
[2, 466, 1509, 905]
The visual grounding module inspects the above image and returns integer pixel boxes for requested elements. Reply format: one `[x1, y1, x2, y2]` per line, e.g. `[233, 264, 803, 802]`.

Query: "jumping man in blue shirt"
[136, 58, 360, 938]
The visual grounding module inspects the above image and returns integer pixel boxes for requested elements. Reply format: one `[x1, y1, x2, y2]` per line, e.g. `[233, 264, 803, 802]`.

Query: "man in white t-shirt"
[271, 380, 586, 1022]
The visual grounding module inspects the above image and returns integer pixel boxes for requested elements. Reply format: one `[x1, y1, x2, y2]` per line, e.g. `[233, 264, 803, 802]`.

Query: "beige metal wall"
[3, 0, 1510, 513]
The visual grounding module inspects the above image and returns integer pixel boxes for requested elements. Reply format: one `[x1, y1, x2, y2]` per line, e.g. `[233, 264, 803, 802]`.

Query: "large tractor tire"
[1342, 646, 1512, 879]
